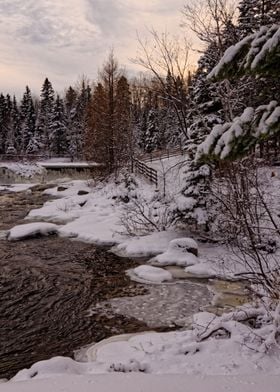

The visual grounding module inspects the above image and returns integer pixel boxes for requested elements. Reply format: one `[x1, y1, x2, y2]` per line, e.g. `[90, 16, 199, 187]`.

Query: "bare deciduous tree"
[131, 29, 192, 138]
[211, 158, 280, 299]
[182, 0, 237, 50]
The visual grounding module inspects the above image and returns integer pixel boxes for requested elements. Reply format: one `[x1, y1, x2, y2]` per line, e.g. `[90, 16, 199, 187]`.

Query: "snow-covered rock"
[8, 222, 60, 241]
[112, 232, 187, 258]
[152, 238, 199, 267]
[185, 263, 217, 278]
[131, 265, 173, 283]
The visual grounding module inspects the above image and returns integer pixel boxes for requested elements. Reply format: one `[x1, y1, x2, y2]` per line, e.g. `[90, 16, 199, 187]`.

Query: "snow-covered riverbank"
[2, 172, 280, 390]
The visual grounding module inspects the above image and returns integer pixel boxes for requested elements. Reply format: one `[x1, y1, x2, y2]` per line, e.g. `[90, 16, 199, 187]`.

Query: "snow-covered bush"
[210, 160, 280, 300]
[119, 192, 177, 236]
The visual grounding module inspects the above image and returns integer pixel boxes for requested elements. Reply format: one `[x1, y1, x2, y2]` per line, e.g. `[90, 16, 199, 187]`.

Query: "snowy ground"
[0, 162, 45, 180]
[144, 154, 189, 197]
[4, 373, 280, 392]
[0, 183, 36, 192]
[2, 168, 280, 390]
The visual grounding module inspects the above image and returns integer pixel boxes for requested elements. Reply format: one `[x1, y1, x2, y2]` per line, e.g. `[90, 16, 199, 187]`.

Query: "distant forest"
[0, 0, 279, 174]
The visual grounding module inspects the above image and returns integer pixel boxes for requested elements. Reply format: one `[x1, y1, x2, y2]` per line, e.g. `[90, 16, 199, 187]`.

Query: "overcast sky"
[0, 0, 196, 97]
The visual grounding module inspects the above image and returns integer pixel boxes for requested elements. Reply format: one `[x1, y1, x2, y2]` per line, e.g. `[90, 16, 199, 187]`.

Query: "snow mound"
[185, 263, 217, 278]
[0, 184, 36, 193]
[152, 238, 199, 267]
[12, 356, 85, 381]
[132, 265, 173, 283]
[8, 222, 60, 241]
[113, 231, 187, 258]
[168, 238, 198, 255]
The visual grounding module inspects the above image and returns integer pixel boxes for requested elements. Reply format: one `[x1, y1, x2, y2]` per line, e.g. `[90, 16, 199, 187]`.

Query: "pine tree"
[68, 81, 91, 160]
[198, 25, 280, 161]
[4, 94, 15, 155]
[20, 86, 36, 154]
[144, 109, 160, 153]
[36, 78, 55, 153]
[238, 0, 280, 38]
[9, 96, 21, 154]
[178, 22, 240, 228]
[0, 94, 8, 154]
[49, 95, 68, 156]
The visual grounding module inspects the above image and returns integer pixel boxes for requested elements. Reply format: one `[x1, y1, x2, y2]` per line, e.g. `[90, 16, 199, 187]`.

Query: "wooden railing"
[138, 147, 185, 163]
[133, 158, 158, 186]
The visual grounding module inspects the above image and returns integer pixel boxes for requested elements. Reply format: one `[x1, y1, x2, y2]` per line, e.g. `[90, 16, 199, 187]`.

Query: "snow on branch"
[196, 101, 280, 161]
[208, 25, 280, 80]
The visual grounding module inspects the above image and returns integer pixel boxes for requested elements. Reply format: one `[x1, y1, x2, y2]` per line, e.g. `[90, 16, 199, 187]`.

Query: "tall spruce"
[20, 86, 36, 154]
[238, 0, 280, 38]
[36, 78, 55, 153]
[9, 96, 21, 154]
[68, 81, 91, 160]
[0, 94, 8, 154]
[49, 95, 68, 156]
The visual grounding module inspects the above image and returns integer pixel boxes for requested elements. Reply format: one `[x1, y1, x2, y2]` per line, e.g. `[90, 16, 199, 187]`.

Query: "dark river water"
[0, 186, 148, 379]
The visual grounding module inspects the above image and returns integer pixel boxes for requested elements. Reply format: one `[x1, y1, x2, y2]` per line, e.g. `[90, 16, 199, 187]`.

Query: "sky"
[0, 0, 195, 98]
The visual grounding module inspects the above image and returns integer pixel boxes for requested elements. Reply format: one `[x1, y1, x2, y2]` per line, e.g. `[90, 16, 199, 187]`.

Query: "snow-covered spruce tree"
[3, 94, 16, 155]
[178, 16, 256, 229]
[49, 95, 68, 157]
[0, 94, 8, 154]
[6, 96, 21, 154]
[178, 41, 225, 229]
[198, 25, 280, 161]
[68, 80, 91, 160]
[20, 86, 36, 155]
[234, 1, 280, 119]
[238, 0, 280, 38]
[144, 109, 161, 153]
[36, 78, 55, 154]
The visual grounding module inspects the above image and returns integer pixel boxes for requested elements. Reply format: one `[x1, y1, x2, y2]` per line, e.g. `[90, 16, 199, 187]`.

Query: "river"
[0, 184, 247, 380]
[0, 186, 148, 379]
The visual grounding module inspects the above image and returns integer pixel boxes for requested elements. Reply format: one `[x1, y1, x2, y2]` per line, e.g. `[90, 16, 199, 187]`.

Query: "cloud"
[0, 0, 189, 96]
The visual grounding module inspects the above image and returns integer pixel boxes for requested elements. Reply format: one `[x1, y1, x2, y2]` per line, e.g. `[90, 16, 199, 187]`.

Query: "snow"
[185, 263, 217, 278]
[131, 265, 173, 283]
[2, 170, 280, 390]
[8, 302, 280, 385]
[249, 25, 280, 70]
[4, 374, 280, 392]
[151, 238, 199, 267]
[196, 102, 280, 160]
[207, 25, 280, 79]
[8, 222, 60, 241]
[112, 231, 188, 258]
[144, 154, 189, 196]
[207, 34, 253, 79]
[0, 162, 45, 178]
[0, 183, 36, 192]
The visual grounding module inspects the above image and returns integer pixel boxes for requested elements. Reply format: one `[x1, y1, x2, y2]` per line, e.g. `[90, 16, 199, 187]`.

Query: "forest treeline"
[0, 0, 279, 177]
